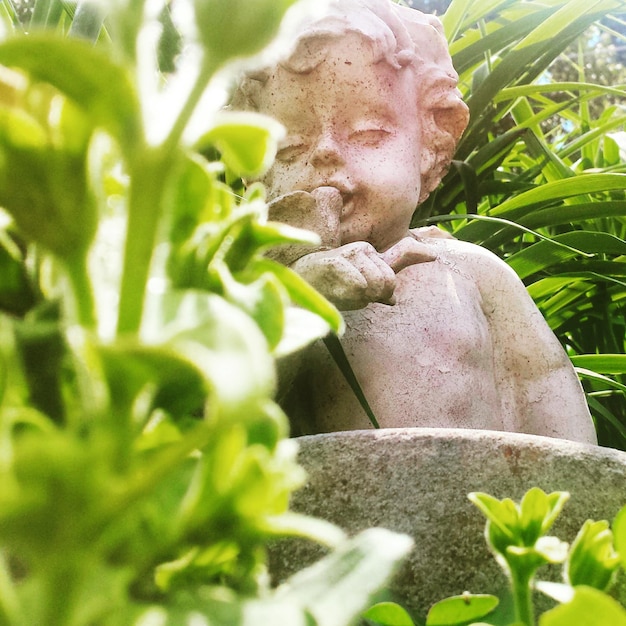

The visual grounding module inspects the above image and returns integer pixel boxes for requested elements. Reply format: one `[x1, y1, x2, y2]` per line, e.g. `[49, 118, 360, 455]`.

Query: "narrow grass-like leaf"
[444, 0, 516, 43]
[68, 2, 105, 42]
[507, 232, 626, 279]
[456, 174, 626, 243]
[323, 334, 380, 429]
[571, 355, 626, 375]
[30, 0, 64, 29]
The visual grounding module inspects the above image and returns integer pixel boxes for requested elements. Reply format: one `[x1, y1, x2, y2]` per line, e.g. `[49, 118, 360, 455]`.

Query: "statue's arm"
[463, 243, 597, 443]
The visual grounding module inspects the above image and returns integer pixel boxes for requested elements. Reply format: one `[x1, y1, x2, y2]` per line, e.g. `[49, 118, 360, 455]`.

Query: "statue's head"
[233, 0, 469, 251]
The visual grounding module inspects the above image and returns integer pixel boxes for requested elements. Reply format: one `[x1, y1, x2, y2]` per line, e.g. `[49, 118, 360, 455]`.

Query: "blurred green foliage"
[0, 1, 412, 624]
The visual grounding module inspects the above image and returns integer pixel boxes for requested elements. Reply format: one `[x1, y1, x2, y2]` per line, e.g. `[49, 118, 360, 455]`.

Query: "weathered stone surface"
[234, 0, 596, 443]
[270, 429, 626, 620]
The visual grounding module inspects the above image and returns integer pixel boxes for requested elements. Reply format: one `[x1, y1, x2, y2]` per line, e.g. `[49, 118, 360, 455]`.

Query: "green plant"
[364, 487, 626, 626]
[0, 1, 413, 624]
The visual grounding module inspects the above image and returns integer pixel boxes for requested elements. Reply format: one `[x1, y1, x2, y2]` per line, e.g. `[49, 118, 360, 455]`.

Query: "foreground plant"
[0, 1, 413, 624]
[365, 487, 626, 626]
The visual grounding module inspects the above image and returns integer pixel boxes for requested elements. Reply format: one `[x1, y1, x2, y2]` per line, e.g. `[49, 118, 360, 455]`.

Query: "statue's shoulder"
[408, 231, 520, 294]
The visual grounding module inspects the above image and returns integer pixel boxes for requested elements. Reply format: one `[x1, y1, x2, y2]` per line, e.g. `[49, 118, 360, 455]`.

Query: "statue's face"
[259, 33, 422, 252]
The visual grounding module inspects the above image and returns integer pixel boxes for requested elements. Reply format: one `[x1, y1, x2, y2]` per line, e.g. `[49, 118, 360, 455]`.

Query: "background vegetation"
[407, 0, 626, 450]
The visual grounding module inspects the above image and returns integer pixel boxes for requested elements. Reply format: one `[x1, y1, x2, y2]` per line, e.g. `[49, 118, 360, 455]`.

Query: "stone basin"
[270, 429, 626, 621]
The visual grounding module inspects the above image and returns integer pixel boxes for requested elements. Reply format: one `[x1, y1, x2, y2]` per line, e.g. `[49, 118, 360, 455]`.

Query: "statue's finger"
[380, 237, 436, 273]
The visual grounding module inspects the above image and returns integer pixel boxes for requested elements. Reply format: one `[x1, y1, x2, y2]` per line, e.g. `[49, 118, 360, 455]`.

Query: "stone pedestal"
[270, 429, 626, 621]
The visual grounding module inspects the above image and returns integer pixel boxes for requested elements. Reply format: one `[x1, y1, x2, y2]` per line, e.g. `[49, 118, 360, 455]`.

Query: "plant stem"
[510, 568, 535, 626]
[116, 146, 171, 335]
[116, 56, 217, 336]
[65, 252, 97, 330]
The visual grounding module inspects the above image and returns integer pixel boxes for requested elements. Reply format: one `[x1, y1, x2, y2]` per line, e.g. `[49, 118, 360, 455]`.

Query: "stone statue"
[232, 0, 597, 443]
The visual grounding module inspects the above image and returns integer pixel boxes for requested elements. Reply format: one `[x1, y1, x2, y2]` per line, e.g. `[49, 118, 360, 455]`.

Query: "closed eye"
[349, 128, 391, 145]
[276, 142, 308, 163]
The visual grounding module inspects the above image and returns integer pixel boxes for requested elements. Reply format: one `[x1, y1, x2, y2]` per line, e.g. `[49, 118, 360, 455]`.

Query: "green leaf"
[131, 590, 313, 626]
[535, 581, 575, 604]
[507, 232, 626, 280]
[0, 34, 140, 150]
[426, 594, 499, 626]
[324, 333, 380, 429]
[98, 342, 209, 421]
[30, 0, 64, 29]
[142, 290, 276, 416]
[0, 100, 97, 259]
[539, 586, 626, 626]
[519, 487, 551, 544]
[575, 368, 626, 396]
[275, 307, 333, 357]
[216, 263, 287, 350]
[199, 112, 284, 178]
[261, 512, 346, 548]
[68, 1, 105, 42]
[254, 258, 344, 336]
[13, 301, 68, 423]
[363, 601, 415, 626]
[468, 490, 569, 566]
[456, 174, 626, 243]
[468, 493, 518, 544]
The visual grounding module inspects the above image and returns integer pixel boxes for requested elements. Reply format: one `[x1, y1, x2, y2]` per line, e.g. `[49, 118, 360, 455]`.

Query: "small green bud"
[566, 520, 620, 591]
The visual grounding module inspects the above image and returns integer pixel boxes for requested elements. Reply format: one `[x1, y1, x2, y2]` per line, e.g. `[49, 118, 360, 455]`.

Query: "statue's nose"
[310, 132, 345, 167]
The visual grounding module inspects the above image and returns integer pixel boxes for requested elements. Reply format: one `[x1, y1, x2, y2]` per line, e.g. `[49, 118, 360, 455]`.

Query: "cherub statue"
[232, 0, 597, 443]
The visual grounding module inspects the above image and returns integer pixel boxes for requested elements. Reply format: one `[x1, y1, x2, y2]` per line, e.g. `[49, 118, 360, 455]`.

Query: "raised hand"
[292, 236, 436, 310]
